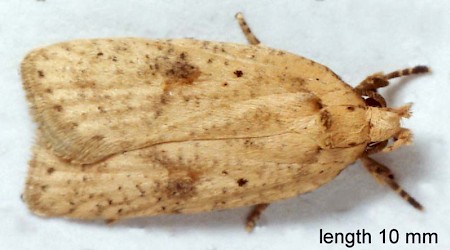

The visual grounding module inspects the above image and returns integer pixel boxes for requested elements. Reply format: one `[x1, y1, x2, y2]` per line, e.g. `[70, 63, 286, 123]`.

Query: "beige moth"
[21, 13, 428, 231]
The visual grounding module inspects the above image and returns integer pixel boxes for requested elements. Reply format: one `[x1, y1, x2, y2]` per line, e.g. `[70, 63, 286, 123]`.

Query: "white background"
[1, 0, 449, 249]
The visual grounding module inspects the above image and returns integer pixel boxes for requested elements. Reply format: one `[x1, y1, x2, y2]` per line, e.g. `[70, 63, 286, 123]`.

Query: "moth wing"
[24, 131, 365, 220]
[21, 38, 363, 164]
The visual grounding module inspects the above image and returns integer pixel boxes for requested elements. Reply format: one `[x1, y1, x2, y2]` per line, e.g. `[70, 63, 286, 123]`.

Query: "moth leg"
[384, 66, 430, 80]
[360, 156, 423, 210]
[246, 203, 269, 232]
[382, 128, 413, 153]
[365, 140, 389, 155]
[235, 12, 261, 45]
[105, 218, 117, 224]
[355, 66, 430, 107]
[361, 90, 387, 107]
[357, 65, 430, 91]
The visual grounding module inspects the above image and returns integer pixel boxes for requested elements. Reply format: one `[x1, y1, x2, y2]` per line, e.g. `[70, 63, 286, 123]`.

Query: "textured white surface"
[1, 0, 449, 249]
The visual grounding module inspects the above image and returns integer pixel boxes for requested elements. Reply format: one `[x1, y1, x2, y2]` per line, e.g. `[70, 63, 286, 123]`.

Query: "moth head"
[366, 104, 412, 150]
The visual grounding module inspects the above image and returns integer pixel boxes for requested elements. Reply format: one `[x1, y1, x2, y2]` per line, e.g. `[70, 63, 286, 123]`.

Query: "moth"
[21, 13, 428, 231]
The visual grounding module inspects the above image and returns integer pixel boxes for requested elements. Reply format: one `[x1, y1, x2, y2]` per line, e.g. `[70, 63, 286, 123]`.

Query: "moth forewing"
[24, 131, 366, 221]
[21, 38, 364, 164]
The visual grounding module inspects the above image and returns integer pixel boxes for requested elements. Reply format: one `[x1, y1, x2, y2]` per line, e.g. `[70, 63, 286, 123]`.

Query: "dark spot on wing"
[47, 168, 55, 175]
[37, 70, 45, 78]
[165, 61, 200, 83]
[167, 178, 195, 198]
[234, 70, 243, 77]
[320, 110, 332, 129]
[237, 178, 248, 187]
[155, 55, 201, 91]
[53, 105, 63, 112]
[92, 135, 105, 141]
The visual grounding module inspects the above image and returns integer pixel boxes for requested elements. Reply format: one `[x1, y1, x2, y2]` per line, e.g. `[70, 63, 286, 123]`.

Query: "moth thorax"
[366, 104, 412, 142]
